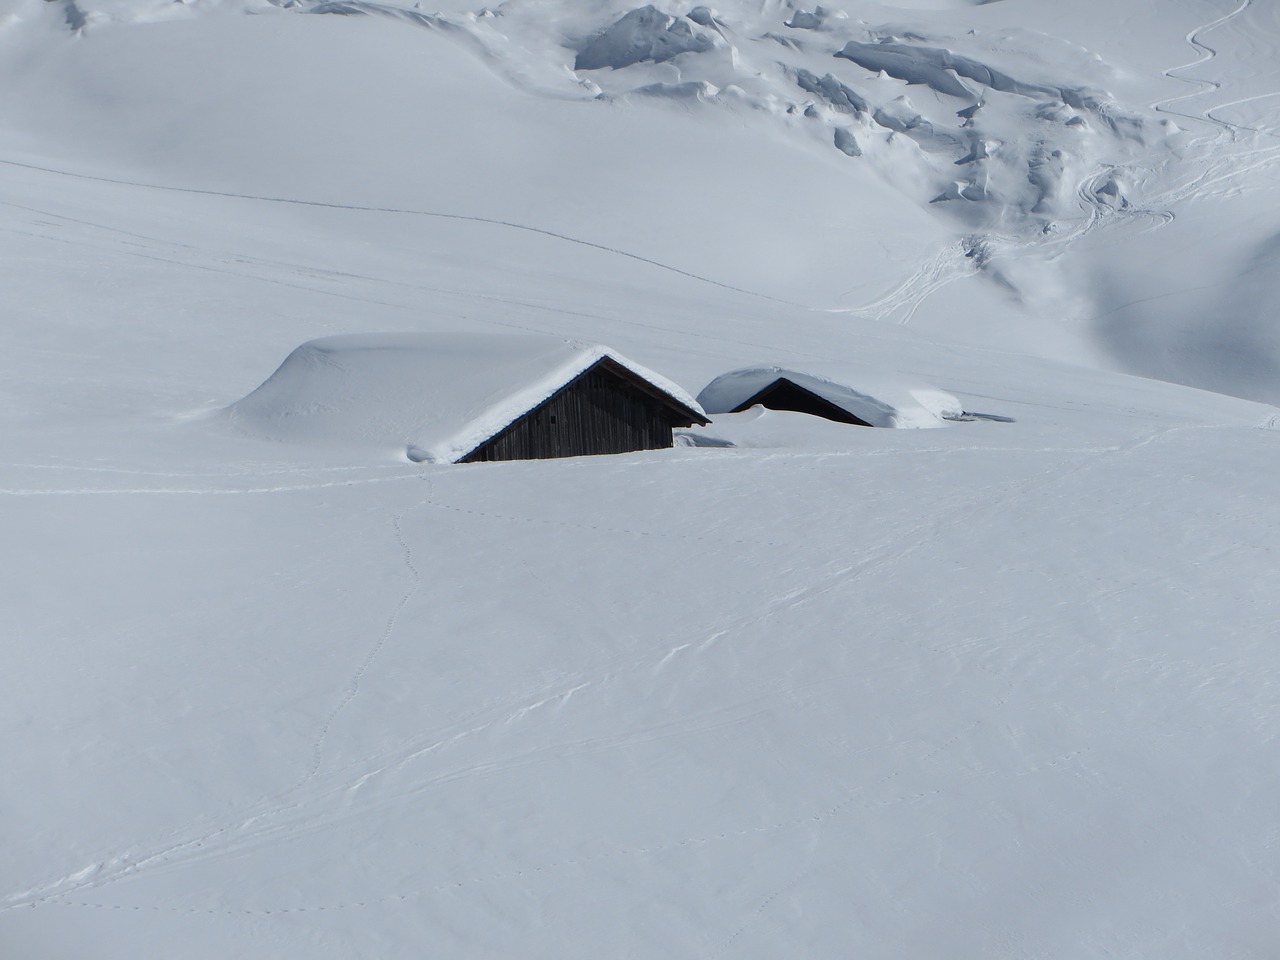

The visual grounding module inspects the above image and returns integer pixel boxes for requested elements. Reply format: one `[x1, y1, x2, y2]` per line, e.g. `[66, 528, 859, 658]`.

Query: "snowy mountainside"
[3, 1, 1280, 958]
[7, 0, 1280, 397]
[50, 0, 1180, 234]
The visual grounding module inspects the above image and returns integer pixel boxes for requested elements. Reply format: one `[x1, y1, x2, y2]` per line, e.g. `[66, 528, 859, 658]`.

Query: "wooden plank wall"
[463, 367, 676, 462]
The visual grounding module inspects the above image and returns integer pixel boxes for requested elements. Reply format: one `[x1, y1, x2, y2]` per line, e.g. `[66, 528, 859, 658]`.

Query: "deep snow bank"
[226, 333, 704, 462]
[697, 364, 962, 428]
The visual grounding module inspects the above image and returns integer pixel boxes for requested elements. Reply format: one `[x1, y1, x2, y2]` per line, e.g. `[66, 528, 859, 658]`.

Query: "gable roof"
[227, 333, 707, 463]
[696, 364, 962, 429]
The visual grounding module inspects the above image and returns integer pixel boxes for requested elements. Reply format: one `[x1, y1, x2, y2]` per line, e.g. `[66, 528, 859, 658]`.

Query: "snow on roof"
[226, 333, 706, 462]
[696, 364, 962, 429]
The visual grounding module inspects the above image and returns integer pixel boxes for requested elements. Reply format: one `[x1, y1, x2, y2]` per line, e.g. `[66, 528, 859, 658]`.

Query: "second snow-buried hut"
[228, 333, 708, 463]
[697, 365, 963, 428]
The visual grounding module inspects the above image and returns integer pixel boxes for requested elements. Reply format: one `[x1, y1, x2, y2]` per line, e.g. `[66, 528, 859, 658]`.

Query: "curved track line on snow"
[1204, 92, 1280, 137]
[0, 474, 422, 496]
[1033, 0, 1275, 258]
[292, 508, 424, 790]
[0, 470, 779, 910]
[10, 429, 1213, 913]
[0, 497, 431, 913]
[28, 726, 1097, 921]
[834, 239, 975, 325]
[0, 156, 803, 307]
[1153, 0, 1253, 138]
[1, 197, 806, 355]
[8, 419, 1168, 915]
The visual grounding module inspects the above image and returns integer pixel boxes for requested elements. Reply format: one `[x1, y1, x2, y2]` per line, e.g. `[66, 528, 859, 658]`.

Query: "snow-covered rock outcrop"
[574, 5, 714, 70]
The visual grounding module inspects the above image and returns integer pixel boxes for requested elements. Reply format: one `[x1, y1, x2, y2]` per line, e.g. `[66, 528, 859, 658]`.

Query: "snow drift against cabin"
[224, 333, 706, 463]
[697, 365, 963, 428]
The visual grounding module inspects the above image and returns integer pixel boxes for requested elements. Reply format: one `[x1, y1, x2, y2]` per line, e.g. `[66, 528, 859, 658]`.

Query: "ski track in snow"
[836, 240, 975, 325]
[0, 195, 832, 358]
[0, 157, 806, 308]
[26, 719, 1094, 922]
[1130, 0, 1280, 217]
[0, 466, 785, 546]
[292, 507, 424, 791]
[6, 461, 394, 478]
[956, 0, 1280, 297]
[5, 6, 1280, 949]
[1, 499, 430, 912]
[1125, 0, 1280, 217]
[47, 423, 1188, 904]
[5, 419, 1223, 918]
[23, 702, 1098, 922]
[0, 436, 1106, 914]
[0, 423, 1236, 918]
[0, 475, 423, 496]
[1154, 0, 1254, 138]
[1, 473, 788, 909]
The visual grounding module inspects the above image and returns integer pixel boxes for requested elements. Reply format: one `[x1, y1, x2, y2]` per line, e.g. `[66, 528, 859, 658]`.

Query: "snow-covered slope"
[3, 0, 1280, 957]
[6, 0, 1279, 392]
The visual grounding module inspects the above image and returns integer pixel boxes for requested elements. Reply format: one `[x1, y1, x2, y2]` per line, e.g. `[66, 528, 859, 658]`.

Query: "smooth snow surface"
[4, 0, 1280, 957]
[697, 365, 962, 428]
[226, 333, 705, 462]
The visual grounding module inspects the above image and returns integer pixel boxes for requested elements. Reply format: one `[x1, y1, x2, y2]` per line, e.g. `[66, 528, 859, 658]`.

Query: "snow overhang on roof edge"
[429, 342, 708, 463]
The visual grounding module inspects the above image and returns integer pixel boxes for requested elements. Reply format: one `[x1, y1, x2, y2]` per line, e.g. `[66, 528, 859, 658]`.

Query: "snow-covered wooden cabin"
[696, 365, 963, 429]
[228, 333, 708, 463]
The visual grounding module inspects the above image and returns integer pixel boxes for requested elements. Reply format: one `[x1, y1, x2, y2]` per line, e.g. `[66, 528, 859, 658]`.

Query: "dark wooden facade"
[731, 377, 872, 427]
[462, 358, 707, 463]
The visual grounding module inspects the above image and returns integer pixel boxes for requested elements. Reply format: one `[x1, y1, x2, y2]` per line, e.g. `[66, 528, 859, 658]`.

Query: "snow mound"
[574, 6, 714, 71]
[697, 365, 962, 429]
[225, 333, 705, 463]
[794, 69, 868, 116]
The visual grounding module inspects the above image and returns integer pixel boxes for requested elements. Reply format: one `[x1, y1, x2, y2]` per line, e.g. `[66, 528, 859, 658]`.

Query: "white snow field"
[3, 0, 1280, 957]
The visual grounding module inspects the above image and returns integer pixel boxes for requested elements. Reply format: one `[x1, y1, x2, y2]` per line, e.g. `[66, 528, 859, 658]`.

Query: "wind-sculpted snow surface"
[563, 5, 1167, 238]
[837, 39, 980, 100]
[835, 39, 1120, 113]
[34, 0, 1172, 238]
[448, 3, 1159, 231]
[573, 5, 713, 70]
[2, 0, 1278, 387]
[793, 69, 868, 116]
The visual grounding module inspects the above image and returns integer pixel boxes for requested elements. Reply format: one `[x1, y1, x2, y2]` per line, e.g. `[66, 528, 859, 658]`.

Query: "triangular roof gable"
[730, 376, 873, 427]
[697, 365, 961, 429]
[586, 356, 710, 424]
[459, 356, 710, 462]
[440, 348, 708, 462]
